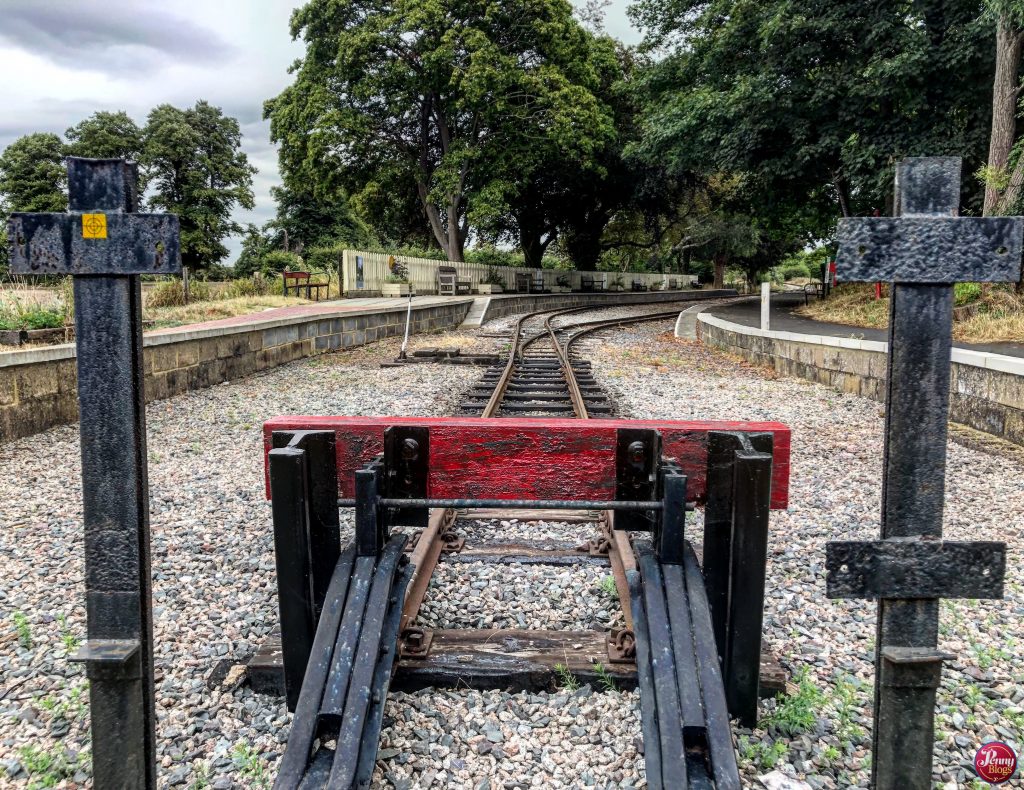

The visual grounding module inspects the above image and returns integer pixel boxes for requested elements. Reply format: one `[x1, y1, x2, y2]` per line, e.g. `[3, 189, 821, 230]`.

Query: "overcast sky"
[0, 1, 641, 260]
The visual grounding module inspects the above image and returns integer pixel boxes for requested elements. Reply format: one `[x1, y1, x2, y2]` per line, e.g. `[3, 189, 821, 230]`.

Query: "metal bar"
[662, 564, 704, 735]
[329, 536, 408, 788]
[400, 509, 454, 632]
[723, 448, 773, 728]
[345, 498, 667, 510]
[636, 547, 687, 790]
[627, 568, 663, 790]
[269, 446, 316, 713]
[655, 470, 687, 564]
[684, 545, 741, 790]
[299, 432, 341, 618]
[354, 559, 414, 788]
[701, 432, 737, 663]
[273, 546, 355, 790]
[606, 512, 637, 630]
[355, 466, 384, 556]
[318, 556, 375, 725]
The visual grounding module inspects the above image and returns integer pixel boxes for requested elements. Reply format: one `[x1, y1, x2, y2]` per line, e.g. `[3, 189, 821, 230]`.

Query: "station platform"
[704, 293, 1024, 360]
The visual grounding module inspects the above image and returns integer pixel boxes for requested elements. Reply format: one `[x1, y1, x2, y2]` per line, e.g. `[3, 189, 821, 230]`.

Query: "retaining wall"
[697, 312, 1024, 446]
[0, 300, 472, 443]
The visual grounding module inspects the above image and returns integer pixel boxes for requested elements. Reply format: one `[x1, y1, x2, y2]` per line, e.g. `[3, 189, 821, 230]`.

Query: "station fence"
[340, 249, 694, 296]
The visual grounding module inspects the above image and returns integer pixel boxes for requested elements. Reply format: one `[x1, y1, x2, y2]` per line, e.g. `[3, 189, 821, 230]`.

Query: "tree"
[983, 1, 1024, 214]
[65, 111, 144, 162]
[629, 0, 995, 221]
[143, 101, 256, 271]
[270, 183, 375, 252]
[266, 0, 616, 262]
[0, 133, 67, 275]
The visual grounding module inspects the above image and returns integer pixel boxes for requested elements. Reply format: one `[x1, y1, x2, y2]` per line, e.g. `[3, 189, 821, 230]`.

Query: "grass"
[738, 736, 788, 770]
[231, 740, 270, 788]
[593, 663, 618, 692]
[18, 744, 90, 789]
[143, 295, 311, 329]
[760, 666, 826, 737]
[13, 612, 32, 649]
[554, 663, 580, 691]
[598, 575, 618, 597]
[797, 283, 1024, 343]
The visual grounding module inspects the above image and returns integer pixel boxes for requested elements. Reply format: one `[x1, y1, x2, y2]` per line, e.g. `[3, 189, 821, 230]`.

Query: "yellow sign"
[82, 214, 107, 239]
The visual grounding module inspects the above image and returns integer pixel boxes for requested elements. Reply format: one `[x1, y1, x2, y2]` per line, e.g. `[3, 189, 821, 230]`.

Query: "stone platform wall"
[0, 300, 472, 443]
[697, 313, 1024, 446]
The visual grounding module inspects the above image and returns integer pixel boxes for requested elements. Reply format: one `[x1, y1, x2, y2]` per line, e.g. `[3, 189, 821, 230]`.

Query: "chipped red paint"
[263, 417, 791, 509]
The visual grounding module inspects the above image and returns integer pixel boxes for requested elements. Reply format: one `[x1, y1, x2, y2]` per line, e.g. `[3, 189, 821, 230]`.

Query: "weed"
[833, 676, 865, 745]
[189, 760, 213, 790]
[823, 744, 841, 762]
[13, 612, 32, 649]
[593, 663, 618, 693]
[737, 736, 787, 770]
[761, 666, 825, 737]
[57, 614, 80, 653]
[231, 740, 270, 788]
[554, 663, 579, 691]
[598, 575, 618, 597]
[18, 744, 89, 789]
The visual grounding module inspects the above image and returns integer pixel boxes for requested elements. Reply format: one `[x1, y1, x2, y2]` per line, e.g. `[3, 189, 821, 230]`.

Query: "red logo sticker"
[975, 741, 1018, 784]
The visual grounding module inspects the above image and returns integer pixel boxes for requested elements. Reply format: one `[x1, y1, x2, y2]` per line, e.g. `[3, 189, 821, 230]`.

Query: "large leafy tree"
[629, 0, 995, 221]
[143, 101, 256, 271]
[65, 111, 144, 162]
[270, 183, 375, 252]
[266, 0, 616, 263]
[0, 133, 67, 275]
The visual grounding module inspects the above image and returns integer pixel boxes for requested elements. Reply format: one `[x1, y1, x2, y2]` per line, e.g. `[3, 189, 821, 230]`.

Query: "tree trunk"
[985, 16, 1024, 216]
[713, 252, 727, 289]
[447, 197, 464, 262]
[834, 174, 853, 218]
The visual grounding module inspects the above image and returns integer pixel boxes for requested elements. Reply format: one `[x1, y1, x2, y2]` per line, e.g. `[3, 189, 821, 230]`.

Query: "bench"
[632, 280, 649, 292]
[437, 266, 471, 296]
[803, 281, 824, 304]
[515, 273, 532, 293]
[531, 272, 550, 294]
[668, 278, 679, 290]
[581, 276, 605, 292]
[282, 270, 330, 301]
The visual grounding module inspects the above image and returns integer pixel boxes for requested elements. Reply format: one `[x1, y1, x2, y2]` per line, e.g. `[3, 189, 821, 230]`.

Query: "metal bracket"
[70, 639, 142, 680]
[399, 627, 433, 659]
[355, 458, 386, 557]
[383, 426, 430, 528]
[614, 429, 661, 532]
[653, 462, 687, 565]
[607, 629, 636, 664]
[826, 539, 1006, 599]
[880, 647, 955, 689]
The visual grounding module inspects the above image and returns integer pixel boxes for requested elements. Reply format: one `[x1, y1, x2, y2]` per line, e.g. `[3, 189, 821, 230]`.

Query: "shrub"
[223, 276, 273, 299]
[954, 281, 981, 306]
[305, 244, 344, 274]
[466, 247, 519, 268]
[778, 261, 812, 281]
[146, 278, 211, 308]
[261, 251, 304, 276]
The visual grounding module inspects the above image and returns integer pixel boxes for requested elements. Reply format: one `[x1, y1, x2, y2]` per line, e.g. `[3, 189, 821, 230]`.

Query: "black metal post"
[355, 461, 385, 557]
[654, 465, 687, 565]
[830, 157, 1020, 789]
[723, 443, 772, 727]
[702, 432, 739, 660]
[271, 430, 341, 620]
[72, 161, 154, 789]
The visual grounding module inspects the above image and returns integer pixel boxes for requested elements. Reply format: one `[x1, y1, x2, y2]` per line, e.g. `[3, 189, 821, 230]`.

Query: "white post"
[760, 281, 771, 331]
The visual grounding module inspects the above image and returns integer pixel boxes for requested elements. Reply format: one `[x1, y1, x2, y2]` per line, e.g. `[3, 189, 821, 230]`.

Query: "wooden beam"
[263, 417, 791, 509]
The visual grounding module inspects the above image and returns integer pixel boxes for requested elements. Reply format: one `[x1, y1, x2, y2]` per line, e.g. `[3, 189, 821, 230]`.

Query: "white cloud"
[0, 1, 640, 261]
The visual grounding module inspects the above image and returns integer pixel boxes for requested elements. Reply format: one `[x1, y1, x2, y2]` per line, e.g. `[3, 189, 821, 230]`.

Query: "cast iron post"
[828, 157, 1017, 789]
[8, 158, 181, 789]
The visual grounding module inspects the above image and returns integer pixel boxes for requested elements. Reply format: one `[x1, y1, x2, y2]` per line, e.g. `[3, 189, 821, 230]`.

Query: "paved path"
[148, 296, 464, 335]
[707, 292, 1024, 358]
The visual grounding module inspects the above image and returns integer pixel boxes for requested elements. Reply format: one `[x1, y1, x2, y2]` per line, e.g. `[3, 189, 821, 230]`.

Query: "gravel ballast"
[2, 306, 1021, 789]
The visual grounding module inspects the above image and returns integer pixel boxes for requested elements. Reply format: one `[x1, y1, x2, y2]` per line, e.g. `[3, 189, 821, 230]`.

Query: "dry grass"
[144, 296, 310, 328]
[795, 284, 1024, 344]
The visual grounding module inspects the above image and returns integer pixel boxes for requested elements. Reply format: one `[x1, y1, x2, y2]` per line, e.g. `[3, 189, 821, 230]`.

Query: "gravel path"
[587, 320, 1024, 789]
[3, 305, 1021, 789]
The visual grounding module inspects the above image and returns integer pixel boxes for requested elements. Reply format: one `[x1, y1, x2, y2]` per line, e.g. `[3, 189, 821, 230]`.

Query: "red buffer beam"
[264, 417, 791, 510]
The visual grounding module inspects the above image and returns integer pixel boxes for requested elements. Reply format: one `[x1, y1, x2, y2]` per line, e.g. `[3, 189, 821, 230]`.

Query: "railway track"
[464, 301, 703, 418]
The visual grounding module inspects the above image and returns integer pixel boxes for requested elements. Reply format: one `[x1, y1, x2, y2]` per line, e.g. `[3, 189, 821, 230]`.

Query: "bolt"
[628, 441, 646, 465]
[401, 438, 419, 461]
